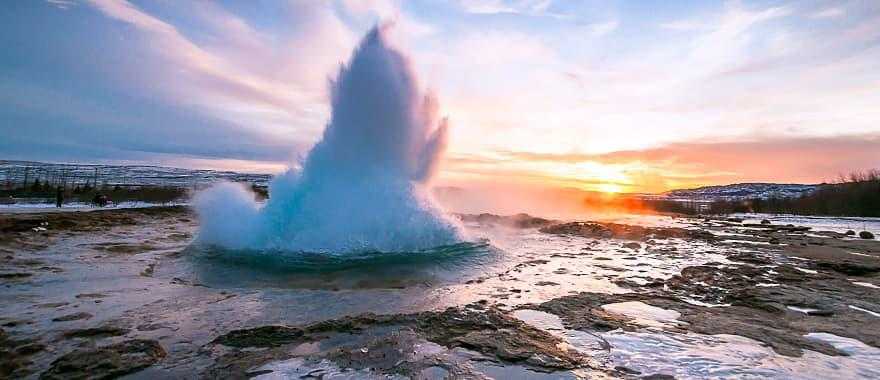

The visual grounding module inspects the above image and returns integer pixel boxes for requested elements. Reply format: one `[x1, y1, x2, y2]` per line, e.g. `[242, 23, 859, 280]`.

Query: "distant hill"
[664, 183, 820, 200]
[692, 171, 880, 217]
[0, 160, 273, 188]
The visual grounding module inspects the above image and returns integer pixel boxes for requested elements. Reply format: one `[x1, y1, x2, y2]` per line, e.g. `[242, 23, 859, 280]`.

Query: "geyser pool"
[188, 241, 495, 290]
[195, 25, 464, 253]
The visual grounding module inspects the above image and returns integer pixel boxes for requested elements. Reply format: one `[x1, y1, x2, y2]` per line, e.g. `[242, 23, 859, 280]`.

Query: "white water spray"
[195, 25, 463, 253]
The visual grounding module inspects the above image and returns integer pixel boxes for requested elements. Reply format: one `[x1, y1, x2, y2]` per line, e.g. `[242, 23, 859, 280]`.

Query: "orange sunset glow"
[3, 0, 878, 197]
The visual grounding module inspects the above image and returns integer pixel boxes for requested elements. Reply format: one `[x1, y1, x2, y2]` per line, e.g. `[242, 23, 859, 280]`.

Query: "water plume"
[195, 25, 463, 253]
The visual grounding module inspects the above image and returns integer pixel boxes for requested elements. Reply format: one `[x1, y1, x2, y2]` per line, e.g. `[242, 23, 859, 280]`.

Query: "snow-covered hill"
[0, 160, 273, 188]
[665, 183, 820, 200]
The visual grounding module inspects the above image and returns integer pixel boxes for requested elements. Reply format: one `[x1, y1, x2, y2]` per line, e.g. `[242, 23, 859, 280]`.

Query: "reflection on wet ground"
[733, 213, 880, 234]
[1, 207, 878, 378]
[515, 308, 880, 379]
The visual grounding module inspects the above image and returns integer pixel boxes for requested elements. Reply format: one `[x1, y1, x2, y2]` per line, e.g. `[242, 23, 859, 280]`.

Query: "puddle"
[852, 281, 880, 289]
[600, 301, 685, 327]
[757, 283, 780, 287]
[514, 309, 880, 379]
[787, 306, 821, 314]
[252, 358, 403, 380]
[472, 362, 580, 380]
[680, 298, 730, 307]
[513, 309, 611, 360]
[849, 305, 880, 318]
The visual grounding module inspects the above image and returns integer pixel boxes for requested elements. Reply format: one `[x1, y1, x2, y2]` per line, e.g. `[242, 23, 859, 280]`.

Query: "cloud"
[588, 19, 618, 36]
[490, 134, 880, 189]
[85, 0, 311, 111]
[7, 0, 880, 189]
[458, 0, 516, 14]
[684, 2, 792, 72]
[73, 0, 366, 161]
[5, 0, 387, 167]
[458, 0, 560, 17]
[660, 19, 709, 31]
[46, 0, 76, 10]
[79, 0, 445, 144]
[445, 31, 555, 66]
[435, 0, 880, 192]
[340, 0, 399, 19]
[809, 7, 845, 19]
[0, 78, 298, 163]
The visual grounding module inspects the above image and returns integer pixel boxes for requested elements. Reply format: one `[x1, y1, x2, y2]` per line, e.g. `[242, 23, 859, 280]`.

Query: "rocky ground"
[1, 207, 878, 379]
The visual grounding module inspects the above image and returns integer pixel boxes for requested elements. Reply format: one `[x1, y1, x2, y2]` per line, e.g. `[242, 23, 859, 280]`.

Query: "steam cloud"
[195, 25, 463, 253]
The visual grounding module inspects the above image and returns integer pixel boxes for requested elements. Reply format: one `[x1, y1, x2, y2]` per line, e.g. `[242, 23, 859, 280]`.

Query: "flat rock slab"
[41, 339, 165, 380]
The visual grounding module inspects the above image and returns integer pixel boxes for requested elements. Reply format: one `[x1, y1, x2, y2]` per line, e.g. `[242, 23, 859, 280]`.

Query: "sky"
[1, 0, 879, 193]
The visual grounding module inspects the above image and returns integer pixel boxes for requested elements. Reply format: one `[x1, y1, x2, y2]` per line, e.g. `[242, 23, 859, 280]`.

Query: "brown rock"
[41, 339, 165, 380]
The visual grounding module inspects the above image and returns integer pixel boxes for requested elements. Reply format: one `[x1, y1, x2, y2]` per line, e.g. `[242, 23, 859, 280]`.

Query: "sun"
[596, 183, 624, 194]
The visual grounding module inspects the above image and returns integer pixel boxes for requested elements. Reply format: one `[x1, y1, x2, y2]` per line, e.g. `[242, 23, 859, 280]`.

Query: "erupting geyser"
[195, 25, 463, 253]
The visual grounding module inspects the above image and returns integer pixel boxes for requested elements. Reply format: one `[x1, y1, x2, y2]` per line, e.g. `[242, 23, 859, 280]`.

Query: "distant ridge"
[664, 182, 820, 200]
[0, 160, 272, 188]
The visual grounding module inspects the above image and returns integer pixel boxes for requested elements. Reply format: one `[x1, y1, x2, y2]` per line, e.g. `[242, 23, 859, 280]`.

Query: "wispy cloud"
[46, 0, 76, 10]
[86, 0, 306, 108]
[809, 7, 845, 20]
[459, 0, 517, 14]
[588, 19, 618, 37]
[660, 19, 709, 31]
[436, 132, 880, 192]
[81, 0, 361, 146]
[458, 0, 565, 18]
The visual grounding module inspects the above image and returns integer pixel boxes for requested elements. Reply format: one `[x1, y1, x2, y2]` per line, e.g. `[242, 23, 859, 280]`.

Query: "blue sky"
[2, 0, 879, 191]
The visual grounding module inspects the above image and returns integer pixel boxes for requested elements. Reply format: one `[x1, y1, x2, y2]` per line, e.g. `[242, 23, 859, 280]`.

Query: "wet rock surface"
[51, 312, 92, 322]
[62, 325, 129, 339]
[1, 327, 44, 378]
[596, 216, 880, 359]
[41, 339, 166, 380]
[1, 207, 879, 378]
[211, 325, 308, 348]
[206, 304, 596, 378]
[414, 305, 591, 370]
[457, 213, 558, 229]
[540, 221, 716, 242]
